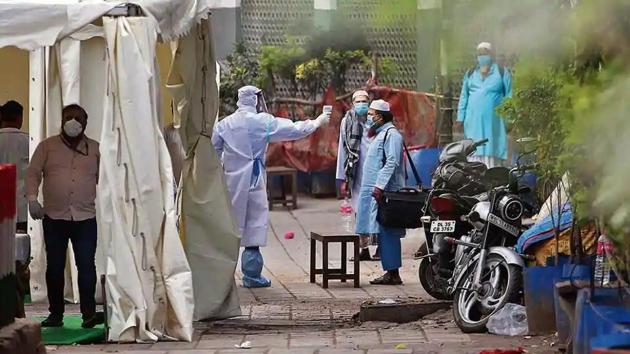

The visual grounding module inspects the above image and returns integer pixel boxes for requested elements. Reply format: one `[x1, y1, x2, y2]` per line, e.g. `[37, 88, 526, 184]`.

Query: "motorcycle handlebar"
[465, 139, 489, 157]
[474, 139, 489, 147]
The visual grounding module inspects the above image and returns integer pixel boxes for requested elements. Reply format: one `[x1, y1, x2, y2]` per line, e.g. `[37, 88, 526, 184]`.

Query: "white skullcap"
[352, 90, 369, 101]
[477, 42, 492, 51]
[369, 99, 390, 112]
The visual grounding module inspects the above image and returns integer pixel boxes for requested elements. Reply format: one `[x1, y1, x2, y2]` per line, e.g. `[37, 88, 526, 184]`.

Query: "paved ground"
[34, 198, 559, 354]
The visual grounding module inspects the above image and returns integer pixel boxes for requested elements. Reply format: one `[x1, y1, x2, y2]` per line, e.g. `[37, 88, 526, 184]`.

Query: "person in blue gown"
[336, 90, 379, 261]
[212, 86, 331, 288]
[354, 99, 406, 285]
[457, 42, 512, 168]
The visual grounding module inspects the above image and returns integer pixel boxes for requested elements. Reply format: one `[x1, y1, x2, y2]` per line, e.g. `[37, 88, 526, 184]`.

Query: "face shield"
[256, 91, 268, 113]
[237, 85, 268, 113]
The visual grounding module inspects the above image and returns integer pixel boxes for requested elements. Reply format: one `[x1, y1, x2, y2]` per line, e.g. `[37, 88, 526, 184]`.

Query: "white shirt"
[0, 128, 29, 223]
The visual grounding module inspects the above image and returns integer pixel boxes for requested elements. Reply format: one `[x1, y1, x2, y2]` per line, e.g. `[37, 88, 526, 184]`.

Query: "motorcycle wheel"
[418, 258, 453, 300]
[452, 254, 523, 333]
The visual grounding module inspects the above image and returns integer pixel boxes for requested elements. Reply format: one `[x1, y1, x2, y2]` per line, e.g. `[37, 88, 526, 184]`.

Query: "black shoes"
[350, 248, 375, 262]
[41, 315, 63, 327]
[82, 312, 105, 328]
[372, 247, 381, 261]
[41, 312, 104, 328]
[370, 271, 403, 285]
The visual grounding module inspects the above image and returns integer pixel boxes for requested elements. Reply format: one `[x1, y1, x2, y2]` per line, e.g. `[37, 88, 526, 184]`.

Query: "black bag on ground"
[376, 128, 428, 229]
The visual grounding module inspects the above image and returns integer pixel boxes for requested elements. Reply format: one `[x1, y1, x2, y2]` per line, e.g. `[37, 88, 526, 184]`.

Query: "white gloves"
[313, 112, 331, 128]
[29, 200, 45, 220]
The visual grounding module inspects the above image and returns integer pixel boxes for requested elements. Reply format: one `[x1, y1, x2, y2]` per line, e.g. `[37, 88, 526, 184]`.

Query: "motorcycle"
[418, 139, 510, 300]
[446, 162, 536, 332]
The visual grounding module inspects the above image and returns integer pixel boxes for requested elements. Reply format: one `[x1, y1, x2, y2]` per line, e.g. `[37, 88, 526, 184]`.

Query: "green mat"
[34, 315, 104, 345]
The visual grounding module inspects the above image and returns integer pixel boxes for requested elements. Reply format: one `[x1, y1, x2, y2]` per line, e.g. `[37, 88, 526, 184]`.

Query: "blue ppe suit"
[457, 63, 512, 161]
[212, 86, 322, 288]
[354, 122, 406, 270]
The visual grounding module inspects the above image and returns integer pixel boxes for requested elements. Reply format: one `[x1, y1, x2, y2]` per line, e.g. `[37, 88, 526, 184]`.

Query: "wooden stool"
[310, 232, 360, 288]
[267, 166, 298, 210]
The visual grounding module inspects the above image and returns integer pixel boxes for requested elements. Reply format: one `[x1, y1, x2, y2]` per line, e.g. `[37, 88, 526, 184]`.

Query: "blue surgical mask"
[354, 102, 369, 116]
[365, 114, 375, 129]
[477, 55, 493, 67]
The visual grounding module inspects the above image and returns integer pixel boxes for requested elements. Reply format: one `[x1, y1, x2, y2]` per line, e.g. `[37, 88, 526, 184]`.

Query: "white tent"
[0, 0, 241, 342]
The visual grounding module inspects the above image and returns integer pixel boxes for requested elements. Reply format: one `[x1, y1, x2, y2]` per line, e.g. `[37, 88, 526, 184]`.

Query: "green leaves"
[497, 60, 574, 203]
[219, 42, 259, 116]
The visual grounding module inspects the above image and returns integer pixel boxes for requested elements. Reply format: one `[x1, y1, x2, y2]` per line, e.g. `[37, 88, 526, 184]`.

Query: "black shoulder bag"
[376, 128, 428, 229]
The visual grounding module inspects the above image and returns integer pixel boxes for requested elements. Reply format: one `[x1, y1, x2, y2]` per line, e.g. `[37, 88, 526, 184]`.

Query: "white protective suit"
[211, 86, 328, 248]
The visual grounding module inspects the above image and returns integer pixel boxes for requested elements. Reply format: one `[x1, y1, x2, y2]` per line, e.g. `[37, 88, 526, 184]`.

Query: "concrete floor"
[34, 197, 559, 354]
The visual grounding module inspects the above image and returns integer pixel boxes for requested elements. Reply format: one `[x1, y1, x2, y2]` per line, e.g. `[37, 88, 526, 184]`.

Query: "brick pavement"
[38, 198, 557, 354]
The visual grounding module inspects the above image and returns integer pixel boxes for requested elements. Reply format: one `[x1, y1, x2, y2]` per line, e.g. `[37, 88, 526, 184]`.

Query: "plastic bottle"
[487, 303, 529, 336]
[594, 234, 613, 286]
[340, 198, 354, 233]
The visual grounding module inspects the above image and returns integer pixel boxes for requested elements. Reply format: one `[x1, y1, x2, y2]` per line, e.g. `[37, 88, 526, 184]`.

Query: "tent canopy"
[0, 0, 238, 51]
[0, 0, 243, 342]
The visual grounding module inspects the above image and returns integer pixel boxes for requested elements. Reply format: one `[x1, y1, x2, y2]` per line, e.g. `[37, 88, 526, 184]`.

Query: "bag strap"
[403, 142, 422, 188]
[381, 127, 423, 188]
[381, 127, 394, 166]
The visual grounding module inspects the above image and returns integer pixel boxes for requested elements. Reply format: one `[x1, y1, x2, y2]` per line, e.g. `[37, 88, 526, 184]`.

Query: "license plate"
[430, 220, 456, 233]
[487, 213, 520, 236]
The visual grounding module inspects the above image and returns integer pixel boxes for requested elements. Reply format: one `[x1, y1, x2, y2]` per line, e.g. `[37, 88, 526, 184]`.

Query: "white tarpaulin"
[27, 37, 109, 305]
[3, 0, 241, 341]
[99, 16, 193, 341]
[0, 0, 238, 51]
[167, 19, 241, 321]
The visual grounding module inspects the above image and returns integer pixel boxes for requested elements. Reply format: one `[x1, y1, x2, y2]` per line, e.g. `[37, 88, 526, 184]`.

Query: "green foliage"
[493, 0, 630, 277]
[219, 42, 259, 116]
[374, 57, 400, 85]
[257, 38, 307, 97]
[497, 60, 575, 200]
[254, 35, 398, 99]
[562, 0, 630, 267]
[320, 49, 370, 92]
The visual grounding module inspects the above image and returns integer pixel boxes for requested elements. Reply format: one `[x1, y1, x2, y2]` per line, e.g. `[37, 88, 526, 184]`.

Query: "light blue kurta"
[335, 113, 372, 212]
[457, 63, 512, 160]
[355, 122, 406, 238]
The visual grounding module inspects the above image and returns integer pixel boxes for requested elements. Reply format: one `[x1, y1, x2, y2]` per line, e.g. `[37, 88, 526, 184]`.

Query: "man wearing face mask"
[335, 90, 378, 261]
[212, 85, 330, 288]
[355, 100, 406, 285]
[456, 42, 512, 168]
[26, 104, 101, 328]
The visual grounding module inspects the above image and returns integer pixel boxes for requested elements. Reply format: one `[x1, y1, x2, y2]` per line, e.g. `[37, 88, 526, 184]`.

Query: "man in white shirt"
[0, 101, 28, 232]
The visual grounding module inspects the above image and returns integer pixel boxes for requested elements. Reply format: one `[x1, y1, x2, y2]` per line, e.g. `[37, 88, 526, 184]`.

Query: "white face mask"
[63, 119, 83, 138]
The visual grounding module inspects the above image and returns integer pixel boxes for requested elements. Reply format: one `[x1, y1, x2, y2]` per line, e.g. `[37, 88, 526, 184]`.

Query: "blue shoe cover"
[242, 275, 271, 288]
[241, 247, 272, 288]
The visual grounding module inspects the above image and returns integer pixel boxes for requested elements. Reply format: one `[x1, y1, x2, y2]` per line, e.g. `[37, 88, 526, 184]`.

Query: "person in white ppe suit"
[212, 85, 331, 288]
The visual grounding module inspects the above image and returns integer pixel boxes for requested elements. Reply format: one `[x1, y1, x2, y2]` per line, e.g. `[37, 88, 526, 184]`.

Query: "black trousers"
[43, 217, 97, 319]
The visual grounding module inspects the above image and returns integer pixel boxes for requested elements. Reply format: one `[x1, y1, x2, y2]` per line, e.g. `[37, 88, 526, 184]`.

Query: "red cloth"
[266, 86, 437, 172]
[0, 164, 17, 221]
[479, 348, 525, 354]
